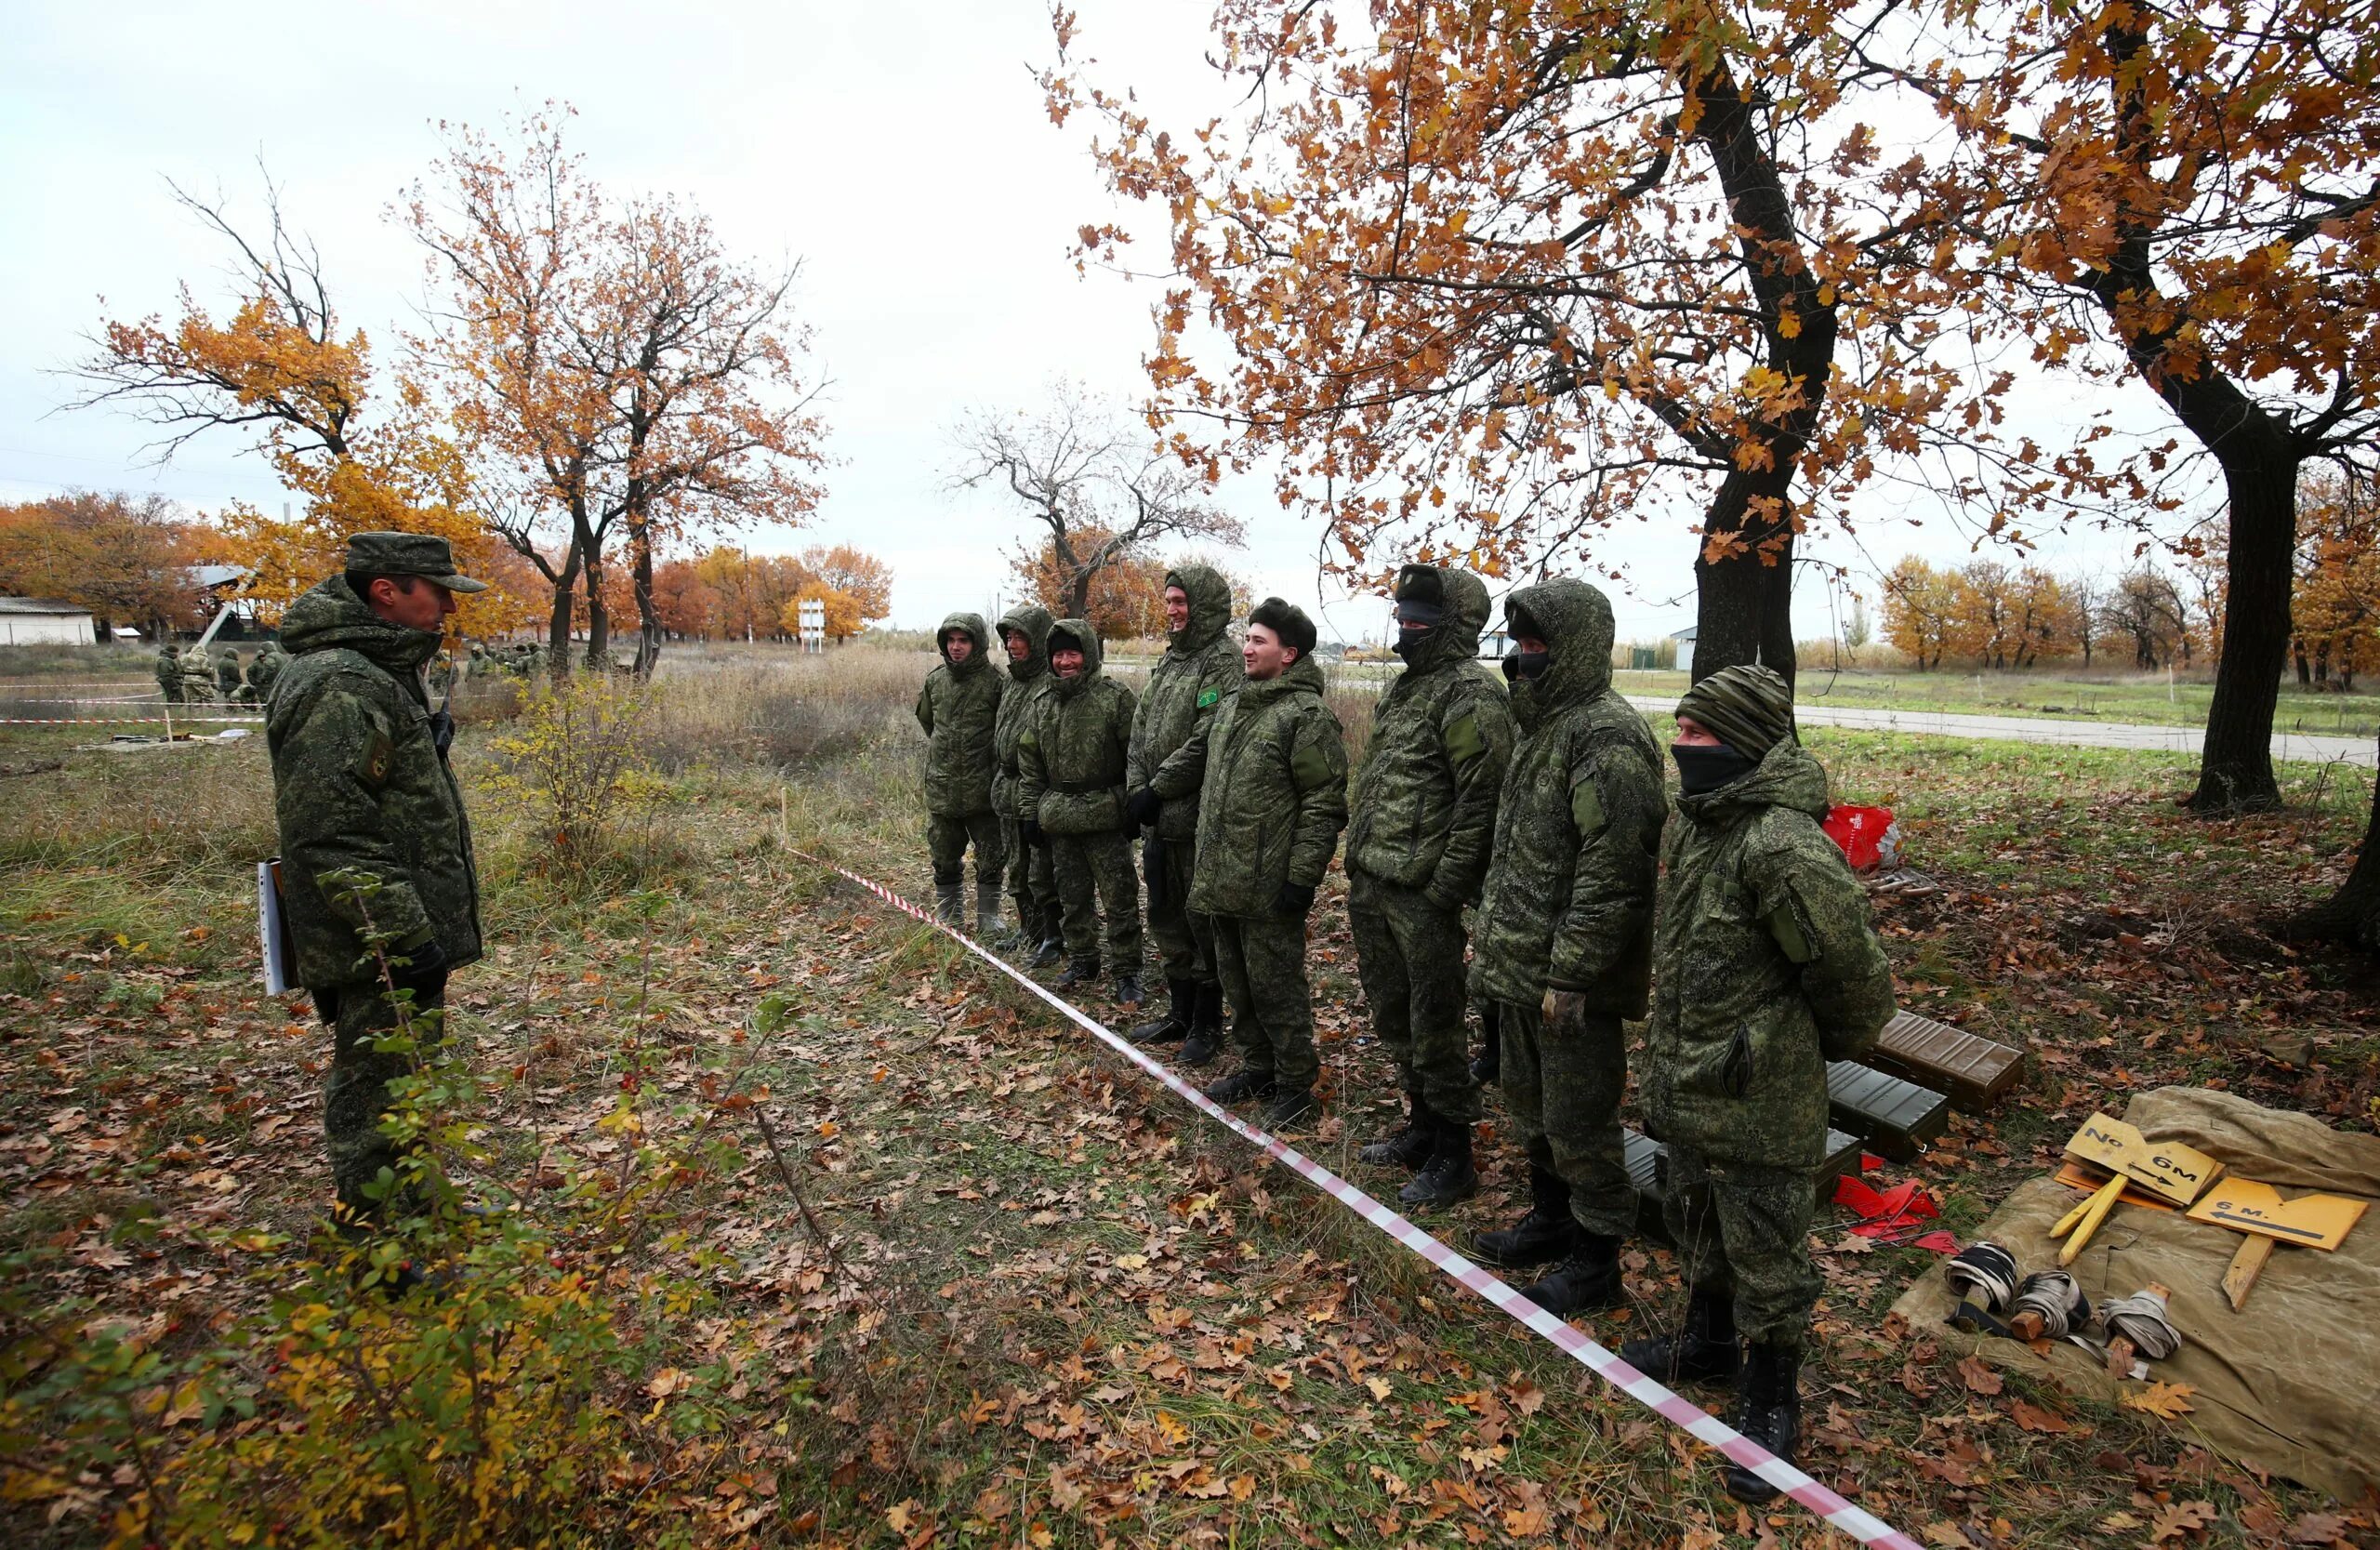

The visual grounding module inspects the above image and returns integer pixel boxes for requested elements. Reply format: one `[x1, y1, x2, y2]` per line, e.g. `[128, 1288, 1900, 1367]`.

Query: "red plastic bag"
[1823, 804, 1898, 872]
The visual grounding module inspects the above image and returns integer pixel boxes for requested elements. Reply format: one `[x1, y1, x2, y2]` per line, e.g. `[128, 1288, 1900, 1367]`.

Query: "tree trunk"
[1065, 566, 1094, 624]
[546, 535, 583, 681]
[628, 515, 663, 680]
[2281, 736, 2380, 951]
[2188, 443, 2298, 813]
[582, 557, 610, 669]
[1693, 525, 1799, 688]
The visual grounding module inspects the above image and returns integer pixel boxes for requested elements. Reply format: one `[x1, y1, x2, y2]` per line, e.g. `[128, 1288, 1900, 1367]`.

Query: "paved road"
[1620, 696, 2376, 767]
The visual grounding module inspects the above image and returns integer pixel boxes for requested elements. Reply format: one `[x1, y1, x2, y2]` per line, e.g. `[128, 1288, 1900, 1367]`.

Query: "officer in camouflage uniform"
[1346, 565, 1514, 1208]
[247, 640, 286, 703]
[1121, 565, 1242, 1062]
[154, 643, 184, 704]
[1618, 664, 1895, 1504]
[215, 647, 246, 703]
[992, 603, 1063, 962]
[1466, 579, 1667, 1318]
[1016, 620, 1144, 1002]
[179, 642, 219, 704]
[914, 613, 1007, 934]
[266, 533, 485, 1229]
[1149, 599, 1346, 1128]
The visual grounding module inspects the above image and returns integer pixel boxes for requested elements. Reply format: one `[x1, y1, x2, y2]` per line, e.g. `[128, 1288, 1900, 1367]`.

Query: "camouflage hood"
[1047, 618, 1106, 699]
[1394, 564, 1489, 675]
[997, 603, 1054, 683]
[937, 612, 994, 677]
[278, 575, 444, 685]
[1503, 578, 1613, 729]
[1674, 735, 1831, 828]
[1166, 564, 1234, 656]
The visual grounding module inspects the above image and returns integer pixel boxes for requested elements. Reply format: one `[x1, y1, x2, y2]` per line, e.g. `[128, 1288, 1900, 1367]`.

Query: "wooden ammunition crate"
[1869, 1011, 2027, 1111]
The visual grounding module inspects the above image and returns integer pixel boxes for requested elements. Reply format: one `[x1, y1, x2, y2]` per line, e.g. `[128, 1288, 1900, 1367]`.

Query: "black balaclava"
[1672, 741, 1760, 795]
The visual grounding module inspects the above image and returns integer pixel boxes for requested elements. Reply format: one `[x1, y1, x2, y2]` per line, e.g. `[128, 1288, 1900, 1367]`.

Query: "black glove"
[1275, 881, 1316, 918]
[391, 935, 450, 994]
[429, 709, 456, 759]
[1124, 786, 1163, 828]
[1019, 816, 1044, 848]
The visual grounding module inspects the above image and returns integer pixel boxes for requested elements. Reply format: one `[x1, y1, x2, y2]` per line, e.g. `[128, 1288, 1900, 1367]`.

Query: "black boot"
[1204, 1068, 1277, 1105]
[1471, 1004, 1501, 1086]
[1359, 1093, 1435, 1170]
[1054, 956, 1099, 990]
[1470, 1166, 1581, 1269]
[1399, 1116, 1479, 1210]
[1518, 1232, 1621, 1316]
[1131, 978, 1192, 1044]
[1032, 934, 1064, 969]
[1617, 1284, 1740, 1386]
[934, 882, 965, 927]
[1723, 1341, 1802, 1504]
[1114, 973, 1144, 1007]
[1263, 1086, 1318, 1128]
[1177, 982, 1225, 1068]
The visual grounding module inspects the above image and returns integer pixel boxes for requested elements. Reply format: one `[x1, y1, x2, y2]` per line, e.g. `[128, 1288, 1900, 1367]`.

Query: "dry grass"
[642, 647, 931, 773]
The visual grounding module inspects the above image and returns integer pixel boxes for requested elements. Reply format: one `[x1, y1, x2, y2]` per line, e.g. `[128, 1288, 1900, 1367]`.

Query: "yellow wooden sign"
[2063, 1114, 2223, 1208]
[2187, 1179, 2367, 1252]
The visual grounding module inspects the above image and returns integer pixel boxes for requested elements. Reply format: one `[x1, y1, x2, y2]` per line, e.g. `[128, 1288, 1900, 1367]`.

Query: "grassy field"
[2, 645, 2375, 1547]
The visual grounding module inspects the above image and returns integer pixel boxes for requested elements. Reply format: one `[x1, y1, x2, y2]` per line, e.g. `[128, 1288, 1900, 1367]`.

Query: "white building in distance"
[0, 597, 98, 645]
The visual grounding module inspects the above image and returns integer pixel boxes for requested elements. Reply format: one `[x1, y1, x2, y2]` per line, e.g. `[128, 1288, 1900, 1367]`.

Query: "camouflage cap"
[344, 532, 488, 593]
[1675, 663, 1794, 758]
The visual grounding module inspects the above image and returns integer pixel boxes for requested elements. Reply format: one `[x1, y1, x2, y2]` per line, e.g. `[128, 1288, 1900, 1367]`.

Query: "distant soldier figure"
[1149, 599, 1347, 1128]
[1620, 665, 1894, 1504]
[1121, 565, 1242, 1064]
[247, 640, 286, 703]
[154, 643, 184, 704]
[992, 603, 1064, 962]
[214, 647, 245, 702]
[266, 533, 486, 1234]
[178, 643, 219, 705]
[1345, 565, 1515, 1208]
[914, 613, 1006, 932]
[1016, 620, 1144, 1003]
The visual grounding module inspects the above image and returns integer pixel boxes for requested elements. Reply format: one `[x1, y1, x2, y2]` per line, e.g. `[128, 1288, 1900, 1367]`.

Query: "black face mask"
[1673, 741, 1759, 795]
[1514, 648, 1551, 682]
[1501, 649, 1521, 682]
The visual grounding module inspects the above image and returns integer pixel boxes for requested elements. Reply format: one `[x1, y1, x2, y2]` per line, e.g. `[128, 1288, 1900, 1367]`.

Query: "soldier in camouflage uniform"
[993, 603, 1064, 962]
[215, 647, 246, 703]
[1617, 665, 1895, 1504]
[1346, 565, 1514, 1208]
[247, 640, 286, 703]
[1016, 621, 1144, 1002]
[1465, 579, 1667, 1318]
[154, 643, 184, 704]
[266, 533, 486, 1230]
[914, 613, 1007, 933]
[179, 642, 219, 704]
[1122, 565, 1242, 1062]
[1149, 599, 1346, 1128]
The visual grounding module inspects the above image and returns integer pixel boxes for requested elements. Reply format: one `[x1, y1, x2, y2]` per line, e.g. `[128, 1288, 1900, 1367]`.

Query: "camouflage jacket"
[214, 652, 244, 693]
[1343, 570, 1514, 908]
[1017, 622, 1137, 834]
[1642, 739, 1896, 1169]
[914, 613, 1003, 816]
[153, 650, 179, 695]
[247, 646, 284, 696]
[1155, 654, 1348, 919]
[1125, 564, 1243, 840]
[991, 603, 1055, 821]
[178, 646, 217, 697]
[266, 576, 483, 990]
[1469, 580, 1666, 1015]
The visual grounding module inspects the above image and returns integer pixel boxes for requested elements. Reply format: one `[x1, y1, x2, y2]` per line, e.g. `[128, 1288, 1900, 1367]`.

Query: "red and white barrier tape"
[0, 716, 262, 726]
[0, 695, 167, 705]
[799, 851, 1921, 1549]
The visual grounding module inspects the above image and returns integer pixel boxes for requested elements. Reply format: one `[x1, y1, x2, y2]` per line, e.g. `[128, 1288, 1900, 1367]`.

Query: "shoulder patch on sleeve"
[1766, 897, 1817, 964]
[1568, 771, 1606, 836]
[1290, 739, 1337, 792]
[1444, 710, 1486, 769]
[357, 715, 395, 788]
[1197, 687, 1220, 709]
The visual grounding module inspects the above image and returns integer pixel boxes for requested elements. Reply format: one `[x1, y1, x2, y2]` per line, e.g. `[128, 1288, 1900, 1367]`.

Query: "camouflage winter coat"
[1343, 568, 1514, 909]
[1468, 580, 1666, 1016]
[1017, 621, 1138, 835]
[1154, 654, 1348, 920]
[991, 603, 1056, 821]
[153, 648, 180, 698]
[914, 613, 1003, 817]
[214, 651, 244, 695]
[178, 646, 217, 699]
[1642, 739, 1896, 1169]
[267, 575, 483, 990]
[247, 643, 285, 698]
[1125, 564, 1243, 840]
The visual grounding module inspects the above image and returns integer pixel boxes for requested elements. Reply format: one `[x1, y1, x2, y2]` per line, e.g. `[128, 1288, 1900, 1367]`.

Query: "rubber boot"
[1471, 1003, 1501, 1086]
[1177, 982, 1225, 1068]
[1723, 1341, 1802, 1504]
[1399, 1115, 1479, 1209]
[1359, 1093, 1435, 1170]
[935, 882, 965, 928]
[1470, 1165, 1581, 1269]
[1114, 973, 1144, 1007]
[1263, 1085, 1318, 1128]
[1131, 978, 1193, 1045]
[1053, 956, 1099, 991]
[974, 883, 1003, 940]
[1518, 1231, 1622, 1316]
[1032, 904, 1064, 968]
[1617, 1284, 1741, 1386]
[1204, 1067, 1276, 1105]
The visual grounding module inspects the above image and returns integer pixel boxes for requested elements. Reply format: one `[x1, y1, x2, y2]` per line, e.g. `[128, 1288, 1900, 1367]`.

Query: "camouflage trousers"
[1662, 1144, 1822, 1350]
[926, 809, 1004, 892]
[318, 977, 448, 1222]
[1495, 1000, 1635, 1239]
[1143, 835, 1218, 986]
[1210, 909, 1318, 1093]
[1001, 815, 1059, 941]
[1347, 872, 1478, 1124]
[1049, 829, 1142, 967]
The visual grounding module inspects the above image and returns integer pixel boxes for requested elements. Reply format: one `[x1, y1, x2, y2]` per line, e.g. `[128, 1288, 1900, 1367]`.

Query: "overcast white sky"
[0, 1, 2211, 644]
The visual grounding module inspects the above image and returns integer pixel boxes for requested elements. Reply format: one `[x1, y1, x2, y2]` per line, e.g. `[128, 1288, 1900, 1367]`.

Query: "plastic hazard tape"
[0, 716, 263, 726]
[800, 852, 1922, 1549]
[0, 695, 167, 704]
